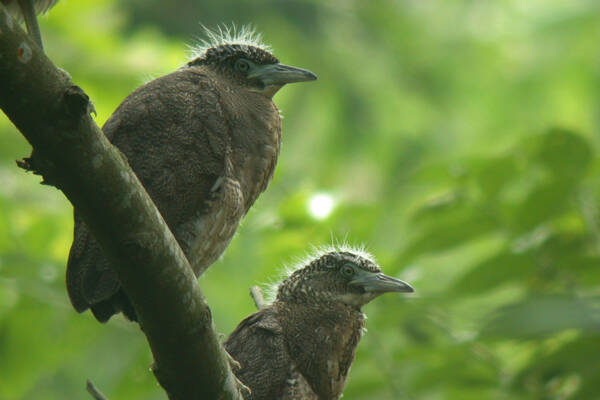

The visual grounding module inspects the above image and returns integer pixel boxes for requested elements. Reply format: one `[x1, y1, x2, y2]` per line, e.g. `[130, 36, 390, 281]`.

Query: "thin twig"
[250, 286, 266, 310]
[86, 379, 109, 400]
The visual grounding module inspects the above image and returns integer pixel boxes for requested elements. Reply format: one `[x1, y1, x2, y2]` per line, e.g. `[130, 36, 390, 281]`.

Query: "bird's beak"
[248, 63, 317, 87]
[350, 272, 414, 294]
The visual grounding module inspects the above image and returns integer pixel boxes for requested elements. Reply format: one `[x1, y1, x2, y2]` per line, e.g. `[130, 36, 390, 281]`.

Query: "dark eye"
[235, 59, 250, 72]
[341, 264, 355, 277]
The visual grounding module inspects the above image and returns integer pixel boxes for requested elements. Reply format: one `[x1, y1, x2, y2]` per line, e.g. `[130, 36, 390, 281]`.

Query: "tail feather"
[91, 289, 138, 323]
[67, 213, 135, 322]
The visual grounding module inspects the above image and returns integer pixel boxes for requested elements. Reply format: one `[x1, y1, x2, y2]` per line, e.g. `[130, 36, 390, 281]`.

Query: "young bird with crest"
[66, 26, 317, 323]
[225, 247, 414, 400]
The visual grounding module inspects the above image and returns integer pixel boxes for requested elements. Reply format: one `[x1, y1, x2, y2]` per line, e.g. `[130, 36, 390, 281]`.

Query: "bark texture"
[0, 6, 243, 399]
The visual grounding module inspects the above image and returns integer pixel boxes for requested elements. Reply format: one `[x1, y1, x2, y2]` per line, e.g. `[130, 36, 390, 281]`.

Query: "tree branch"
[0, 7, 242, 400]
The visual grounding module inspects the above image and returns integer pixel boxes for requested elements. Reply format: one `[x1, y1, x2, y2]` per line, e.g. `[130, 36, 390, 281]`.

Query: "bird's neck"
[217, 80, 282, 209]
[277, 301, 365, 399]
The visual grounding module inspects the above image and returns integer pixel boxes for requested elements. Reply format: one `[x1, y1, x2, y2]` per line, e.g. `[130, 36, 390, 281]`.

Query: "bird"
[1, 0, 58, 49]
[224, 248, 414, 400]
[66, 27, 317, 323]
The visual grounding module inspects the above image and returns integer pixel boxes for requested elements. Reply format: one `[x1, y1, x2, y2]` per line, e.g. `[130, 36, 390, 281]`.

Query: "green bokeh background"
[1, 0, 599, 398]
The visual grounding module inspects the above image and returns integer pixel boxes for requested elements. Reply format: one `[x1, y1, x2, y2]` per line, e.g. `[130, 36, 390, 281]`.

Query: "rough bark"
[0, 7, 243, 400]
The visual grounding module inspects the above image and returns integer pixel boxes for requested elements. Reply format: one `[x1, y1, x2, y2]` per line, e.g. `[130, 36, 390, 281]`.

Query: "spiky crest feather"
[263, 243, 379, 304]
[188, 24, 273, 62]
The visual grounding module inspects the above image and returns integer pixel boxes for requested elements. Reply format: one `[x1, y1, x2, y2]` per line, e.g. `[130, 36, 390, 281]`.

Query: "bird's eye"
[235, 59, 250, 73]
[341, 264, 355, 277]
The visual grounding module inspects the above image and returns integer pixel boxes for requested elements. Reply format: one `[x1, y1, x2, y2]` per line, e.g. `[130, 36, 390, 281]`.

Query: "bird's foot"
[224, 349, 251, 396]
[225, 348, 242, 370]
[234, 375, 251, 397]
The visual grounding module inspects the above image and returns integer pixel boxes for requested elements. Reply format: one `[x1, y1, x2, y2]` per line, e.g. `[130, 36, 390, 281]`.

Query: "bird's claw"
[234, 376, 251, 397]
[224, 350, 250, 396]
[225, 349, 241, 370]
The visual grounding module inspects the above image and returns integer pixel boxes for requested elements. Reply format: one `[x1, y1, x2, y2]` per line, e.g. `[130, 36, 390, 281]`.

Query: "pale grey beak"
[350, 272, 414, 294]
[248, 63, 317, 86]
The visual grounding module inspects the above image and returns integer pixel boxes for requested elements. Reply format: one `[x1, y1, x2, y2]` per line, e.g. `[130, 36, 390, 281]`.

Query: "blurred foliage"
[1, 0, 599, 399]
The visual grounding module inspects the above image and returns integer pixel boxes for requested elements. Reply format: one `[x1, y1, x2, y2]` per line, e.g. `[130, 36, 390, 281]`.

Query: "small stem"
[250, 286, 266, 310]
[86, 379, 110, 400]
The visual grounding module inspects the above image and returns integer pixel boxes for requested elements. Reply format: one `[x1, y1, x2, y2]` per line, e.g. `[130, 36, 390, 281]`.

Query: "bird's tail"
[90, 289, 138, 323]
[66, 214, 137, 322]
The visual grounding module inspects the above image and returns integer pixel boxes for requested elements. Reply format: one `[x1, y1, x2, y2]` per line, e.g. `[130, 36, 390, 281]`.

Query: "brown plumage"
[66, 29, 316, 322]
[225, 249, 414, 400]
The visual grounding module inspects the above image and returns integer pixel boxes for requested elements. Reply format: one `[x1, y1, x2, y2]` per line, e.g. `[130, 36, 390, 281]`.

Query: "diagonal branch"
[0, 6, 242, 400]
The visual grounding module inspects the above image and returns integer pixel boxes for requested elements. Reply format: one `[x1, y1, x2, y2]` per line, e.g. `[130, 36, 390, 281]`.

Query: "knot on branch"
[16, 156, 36, 173]
[16, 150, 59, 187]
[64, 84, 96, 117]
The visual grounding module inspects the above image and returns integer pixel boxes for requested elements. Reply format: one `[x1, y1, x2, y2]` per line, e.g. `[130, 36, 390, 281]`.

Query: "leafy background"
[1, 0, 599, 398]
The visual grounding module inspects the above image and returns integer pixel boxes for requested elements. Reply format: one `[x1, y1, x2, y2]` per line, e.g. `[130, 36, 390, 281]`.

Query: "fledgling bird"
[1, 0, 58, 49]
[225, 249, 414, 400]
[66, 27, 317, 322]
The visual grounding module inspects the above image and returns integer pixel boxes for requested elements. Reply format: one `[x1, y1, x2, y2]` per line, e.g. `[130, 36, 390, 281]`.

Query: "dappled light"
[308, 193, 335, 220]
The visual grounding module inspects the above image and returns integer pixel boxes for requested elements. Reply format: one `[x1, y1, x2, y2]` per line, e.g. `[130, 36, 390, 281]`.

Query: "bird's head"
[276, 249, 414, 309]
[188, 26, 316, 98]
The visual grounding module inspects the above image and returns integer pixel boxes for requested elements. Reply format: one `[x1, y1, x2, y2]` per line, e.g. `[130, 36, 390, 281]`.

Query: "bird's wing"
[225, 308, 293, 399]
[284, 307, 361, 399]
[103, 68, 227, 236]
[66, 68, 227, 319]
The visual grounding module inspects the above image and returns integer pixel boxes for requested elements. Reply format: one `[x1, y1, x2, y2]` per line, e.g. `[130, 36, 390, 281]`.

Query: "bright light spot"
[308, 193, 335, 220]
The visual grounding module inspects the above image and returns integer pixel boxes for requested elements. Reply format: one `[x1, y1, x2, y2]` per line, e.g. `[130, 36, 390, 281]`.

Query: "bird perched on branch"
[1, 0, 58, 49]
[66, 27, 317, 323]
[225, 248, 414, 400]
